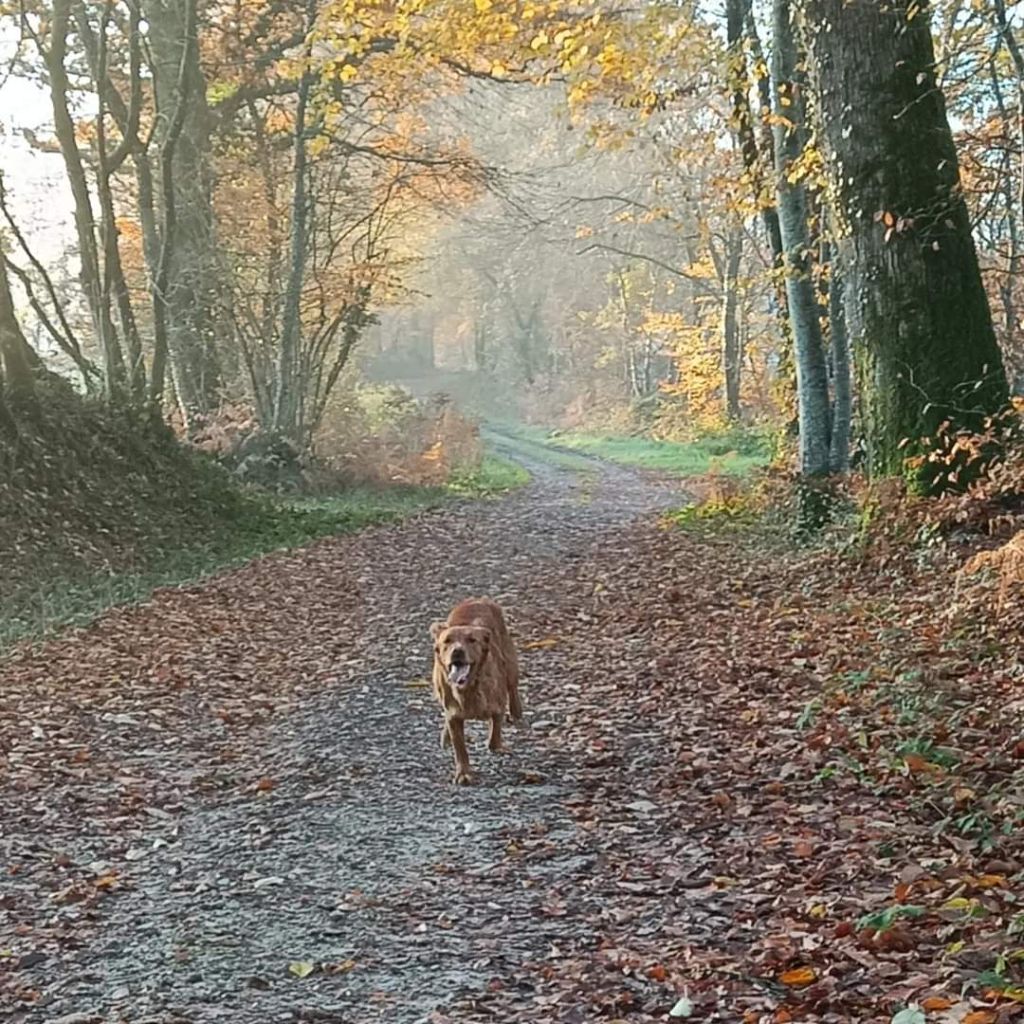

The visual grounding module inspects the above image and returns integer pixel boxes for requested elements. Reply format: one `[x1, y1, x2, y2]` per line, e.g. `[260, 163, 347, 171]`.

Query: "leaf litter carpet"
[4, 452, 1024, 1024]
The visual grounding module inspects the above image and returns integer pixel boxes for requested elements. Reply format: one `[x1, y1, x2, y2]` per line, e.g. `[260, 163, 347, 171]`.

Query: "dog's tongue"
[449, 663, 471, 686]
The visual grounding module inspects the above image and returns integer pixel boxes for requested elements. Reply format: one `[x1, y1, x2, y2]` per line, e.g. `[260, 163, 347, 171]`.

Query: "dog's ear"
[429, 620, 448, 641]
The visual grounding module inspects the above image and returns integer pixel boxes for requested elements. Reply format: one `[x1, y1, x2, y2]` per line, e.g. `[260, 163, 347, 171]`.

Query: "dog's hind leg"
[488, 714, 504, 753]
[507, 670, 523, 724]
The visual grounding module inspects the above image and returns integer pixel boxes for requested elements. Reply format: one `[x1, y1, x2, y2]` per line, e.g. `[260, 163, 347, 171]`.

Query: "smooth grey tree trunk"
[726, 0, 794, 382]
[273, 62, 313, 440]
[772, 0, 831, 475]
[144, 0, 223, 421]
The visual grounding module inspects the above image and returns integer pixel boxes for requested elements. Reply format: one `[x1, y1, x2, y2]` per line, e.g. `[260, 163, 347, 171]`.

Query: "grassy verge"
[488, 421, 771, 477]
[481, 425, 601, 473]
[1, 454, 526, 651]
[447, 453, 531, 495]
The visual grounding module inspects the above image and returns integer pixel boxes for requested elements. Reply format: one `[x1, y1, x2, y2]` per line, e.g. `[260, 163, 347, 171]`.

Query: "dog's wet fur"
[430, 597, 522, 785]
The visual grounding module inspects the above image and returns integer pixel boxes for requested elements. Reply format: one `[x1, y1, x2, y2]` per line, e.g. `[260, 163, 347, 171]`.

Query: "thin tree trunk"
[74, 0, 158, 407]
[726, 0, 784, 267]
[308, 290, 371, 442]
[993, 0, 1024, 183]
[721, 225, 744, 420]
[0, 169, 94, 385]
[274, 42, 315, 440]
[804, 0, 1008, 484]
[726, 0, 797, 405]
[46, 0, 125, 398]
[93, 6, 147, 404]
[772, 0, 831, 475]
[989, 58, 1022, 370]
[249, 98, 284, 349]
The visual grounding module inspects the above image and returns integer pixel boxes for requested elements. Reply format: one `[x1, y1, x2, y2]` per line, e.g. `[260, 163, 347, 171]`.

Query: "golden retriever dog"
[430, 597, 522, 785]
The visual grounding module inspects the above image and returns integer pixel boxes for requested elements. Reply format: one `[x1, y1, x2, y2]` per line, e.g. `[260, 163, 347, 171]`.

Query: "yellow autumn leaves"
[311, 0, 704, 118]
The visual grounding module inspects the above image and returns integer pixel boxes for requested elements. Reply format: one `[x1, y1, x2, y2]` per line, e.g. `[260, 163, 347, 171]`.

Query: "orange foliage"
[315, 388, 483, 486]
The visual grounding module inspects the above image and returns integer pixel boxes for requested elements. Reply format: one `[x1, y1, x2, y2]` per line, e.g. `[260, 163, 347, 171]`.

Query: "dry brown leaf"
[962, 1012, 997, 1024]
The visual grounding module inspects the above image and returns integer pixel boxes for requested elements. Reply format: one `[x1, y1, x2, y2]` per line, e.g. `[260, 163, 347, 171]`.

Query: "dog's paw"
[488, 742, 506, 755]
[452, 769, 473, 786]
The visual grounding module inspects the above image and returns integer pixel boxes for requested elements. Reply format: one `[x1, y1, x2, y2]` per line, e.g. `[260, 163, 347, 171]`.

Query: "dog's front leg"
[448, 717, 472, 784]
[440, 720, 451, 749]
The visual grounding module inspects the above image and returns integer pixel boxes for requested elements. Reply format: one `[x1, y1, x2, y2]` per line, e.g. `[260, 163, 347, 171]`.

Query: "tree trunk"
[0, 243, 44, 428]
[828, 258, 852, 472]
[772, 0, 831, 475]
[273, 57, 314, 442]
[726, 0, 784, 266]
[46, 0, 125, 398]
[144, 0, 222, 422]
[803, 0, 1008, 482]
[721, 225, 744, 420]
[988, 58, 1022, 367]
[0, 250, 37, 399]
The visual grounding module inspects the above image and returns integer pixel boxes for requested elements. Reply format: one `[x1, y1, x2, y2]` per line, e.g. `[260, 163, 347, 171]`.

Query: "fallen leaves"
[890, 1008, 925, 1024]
[5, 460, 1024, 1023]
[669, 995, 694, 1017]
[471, 503, 1024, 1022]
[778, 966, 817, 988]
[962, 1013, 998, 1024]
[920, 996, 955, 1011]
[521, 636, 561, 650]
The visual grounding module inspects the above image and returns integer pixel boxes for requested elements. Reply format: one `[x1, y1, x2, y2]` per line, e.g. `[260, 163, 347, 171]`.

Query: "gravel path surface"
[1, 449, 684, 1023]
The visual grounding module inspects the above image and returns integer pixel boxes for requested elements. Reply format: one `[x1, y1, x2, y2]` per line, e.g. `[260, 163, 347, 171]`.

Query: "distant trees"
[2, 0, 479, 446]
[0, 0, 1020, 495]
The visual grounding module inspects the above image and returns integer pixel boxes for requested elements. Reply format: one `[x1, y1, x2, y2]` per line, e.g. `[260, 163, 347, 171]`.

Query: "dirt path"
[1, 450, 686, 1023]
[8, 445, 1024, 1024]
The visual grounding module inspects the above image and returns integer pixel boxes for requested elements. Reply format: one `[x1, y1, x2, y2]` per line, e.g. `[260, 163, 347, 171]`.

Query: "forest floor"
[3, 444, 1024, 1024]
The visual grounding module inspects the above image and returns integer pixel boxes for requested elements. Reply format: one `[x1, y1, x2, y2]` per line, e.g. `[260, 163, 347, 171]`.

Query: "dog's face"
[431, 621, 491, 690]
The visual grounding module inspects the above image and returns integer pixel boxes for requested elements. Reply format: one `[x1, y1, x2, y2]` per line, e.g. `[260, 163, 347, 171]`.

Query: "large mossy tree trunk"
[803, 0, 1008, 484]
